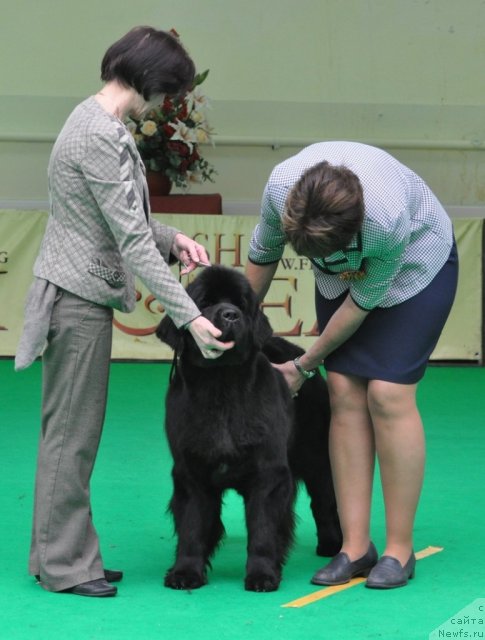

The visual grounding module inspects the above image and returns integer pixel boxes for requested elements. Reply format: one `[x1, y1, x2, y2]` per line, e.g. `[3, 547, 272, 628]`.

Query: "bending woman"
[246, 141, 458, 589]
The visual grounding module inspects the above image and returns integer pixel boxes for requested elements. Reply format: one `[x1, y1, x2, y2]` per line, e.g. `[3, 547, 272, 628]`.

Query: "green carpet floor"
[1, 360, 484, 640]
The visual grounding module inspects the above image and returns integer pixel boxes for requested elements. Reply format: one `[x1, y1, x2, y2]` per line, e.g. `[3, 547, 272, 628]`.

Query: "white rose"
[196, 129, 210, 144]
[191, 111, 204, 124]
[140, 120, 158, 136]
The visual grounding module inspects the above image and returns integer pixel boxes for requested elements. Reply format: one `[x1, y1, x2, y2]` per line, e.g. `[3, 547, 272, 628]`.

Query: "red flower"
[163, 124, 176, 137]
[176, 103, 188, 120]
[162, 97, 174, 112]
[167, 140, 191, 157]
[178, 159, 190, 172]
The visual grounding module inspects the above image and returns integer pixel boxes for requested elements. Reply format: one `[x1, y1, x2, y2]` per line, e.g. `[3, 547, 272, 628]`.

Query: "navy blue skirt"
[315, 242, 459, 384]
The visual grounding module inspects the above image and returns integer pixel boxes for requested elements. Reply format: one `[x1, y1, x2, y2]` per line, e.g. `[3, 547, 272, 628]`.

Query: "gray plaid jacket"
[33, 96, 200, 327]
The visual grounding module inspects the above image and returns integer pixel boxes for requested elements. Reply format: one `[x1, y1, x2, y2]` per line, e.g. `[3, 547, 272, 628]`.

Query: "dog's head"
[156, 265, 273, 367]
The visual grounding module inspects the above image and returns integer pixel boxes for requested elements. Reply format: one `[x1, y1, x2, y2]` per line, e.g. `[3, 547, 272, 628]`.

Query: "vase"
[146, 171, 173, 196]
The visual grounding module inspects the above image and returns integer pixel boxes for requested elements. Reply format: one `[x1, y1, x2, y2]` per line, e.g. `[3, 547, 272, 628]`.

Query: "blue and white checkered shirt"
[248, 142, 454, 310]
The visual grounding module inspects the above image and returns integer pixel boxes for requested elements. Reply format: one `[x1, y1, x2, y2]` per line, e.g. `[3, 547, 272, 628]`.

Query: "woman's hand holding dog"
[272, 361, 306, 397]
[187, 316, 235, 359]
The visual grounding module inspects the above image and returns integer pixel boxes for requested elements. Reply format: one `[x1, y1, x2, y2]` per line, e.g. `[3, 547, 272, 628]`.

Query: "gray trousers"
[29, 289, 113, 592]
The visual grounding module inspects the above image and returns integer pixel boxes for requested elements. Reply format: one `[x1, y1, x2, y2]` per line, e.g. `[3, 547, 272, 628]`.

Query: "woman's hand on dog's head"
[186, 315, 235, 359]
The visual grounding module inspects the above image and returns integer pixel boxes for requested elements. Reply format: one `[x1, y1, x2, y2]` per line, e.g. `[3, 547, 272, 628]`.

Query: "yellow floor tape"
[281, 545, 444, 608]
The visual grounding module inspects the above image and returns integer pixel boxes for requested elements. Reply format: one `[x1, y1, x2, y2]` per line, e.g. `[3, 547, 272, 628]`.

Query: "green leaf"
[194, 69, 209, 86]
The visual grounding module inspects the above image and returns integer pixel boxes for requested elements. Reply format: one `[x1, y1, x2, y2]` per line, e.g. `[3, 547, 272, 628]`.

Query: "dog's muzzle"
[206, 303, 243, 340]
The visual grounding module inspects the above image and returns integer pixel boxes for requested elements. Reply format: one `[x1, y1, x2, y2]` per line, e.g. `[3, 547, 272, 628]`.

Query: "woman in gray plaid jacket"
[20, 27, 233, 597]
[246, 142, 458, 590]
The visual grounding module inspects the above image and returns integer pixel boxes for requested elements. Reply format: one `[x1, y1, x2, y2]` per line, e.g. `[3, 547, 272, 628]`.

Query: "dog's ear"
[156, 315, 182, 350]
[254, 310, 274, 348]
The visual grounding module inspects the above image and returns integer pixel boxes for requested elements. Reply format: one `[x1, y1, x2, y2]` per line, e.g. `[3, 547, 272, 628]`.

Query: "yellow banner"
[0, 210, 481, 362]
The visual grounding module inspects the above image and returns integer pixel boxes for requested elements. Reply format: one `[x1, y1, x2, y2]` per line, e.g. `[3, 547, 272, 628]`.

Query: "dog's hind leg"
[296, 454, 343, 557]
[164, 471, 224, 590]
[243, 466, 296, 592]
[290, 393, 343, 557]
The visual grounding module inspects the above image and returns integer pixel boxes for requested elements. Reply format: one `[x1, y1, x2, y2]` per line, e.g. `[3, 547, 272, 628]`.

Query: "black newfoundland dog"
[156, 265, 341, 592]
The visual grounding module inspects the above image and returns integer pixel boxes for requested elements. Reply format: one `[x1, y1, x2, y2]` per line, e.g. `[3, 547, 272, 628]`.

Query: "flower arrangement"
[127, 68, 216, 189]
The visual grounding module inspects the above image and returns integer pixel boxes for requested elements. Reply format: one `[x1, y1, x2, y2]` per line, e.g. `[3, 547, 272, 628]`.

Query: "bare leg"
[327, 372, 375, 561]
[367, 380, 424, 565]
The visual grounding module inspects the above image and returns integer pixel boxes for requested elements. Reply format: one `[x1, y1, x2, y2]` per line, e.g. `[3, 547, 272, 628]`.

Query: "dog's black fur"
[156, 265, 342, 592]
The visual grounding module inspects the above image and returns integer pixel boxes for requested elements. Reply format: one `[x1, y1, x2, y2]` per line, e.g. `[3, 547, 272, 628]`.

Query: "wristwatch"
[293, 356, 317, 379]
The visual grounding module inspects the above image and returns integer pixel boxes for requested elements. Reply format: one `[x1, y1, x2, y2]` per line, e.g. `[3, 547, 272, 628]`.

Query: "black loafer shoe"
[64, 578, 117, 597]
[311, 542, 378, 586]
[35, 569, 122, 583]
[365, 552, 416, 589]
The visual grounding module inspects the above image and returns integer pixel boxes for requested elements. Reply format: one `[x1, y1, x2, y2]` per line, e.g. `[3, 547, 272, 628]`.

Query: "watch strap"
[293, 356, 317, 379]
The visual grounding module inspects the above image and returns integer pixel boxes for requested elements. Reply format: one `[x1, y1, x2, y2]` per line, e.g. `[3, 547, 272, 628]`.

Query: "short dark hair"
[101, 26, 195, 100]
[283, 161, 364, 257]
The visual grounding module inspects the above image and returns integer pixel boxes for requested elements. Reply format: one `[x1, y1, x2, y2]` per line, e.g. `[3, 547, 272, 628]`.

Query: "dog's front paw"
[245, 572, 280, 592]
[164, 568, 207, 590]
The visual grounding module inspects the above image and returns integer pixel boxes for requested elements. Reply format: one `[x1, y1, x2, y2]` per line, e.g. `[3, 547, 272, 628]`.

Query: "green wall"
[1, 0, 485, 211]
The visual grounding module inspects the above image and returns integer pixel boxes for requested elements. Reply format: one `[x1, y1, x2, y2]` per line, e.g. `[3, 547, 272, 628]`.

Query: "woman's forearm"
[245, 261, 279, 301]
[299, 294, 370, 370]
